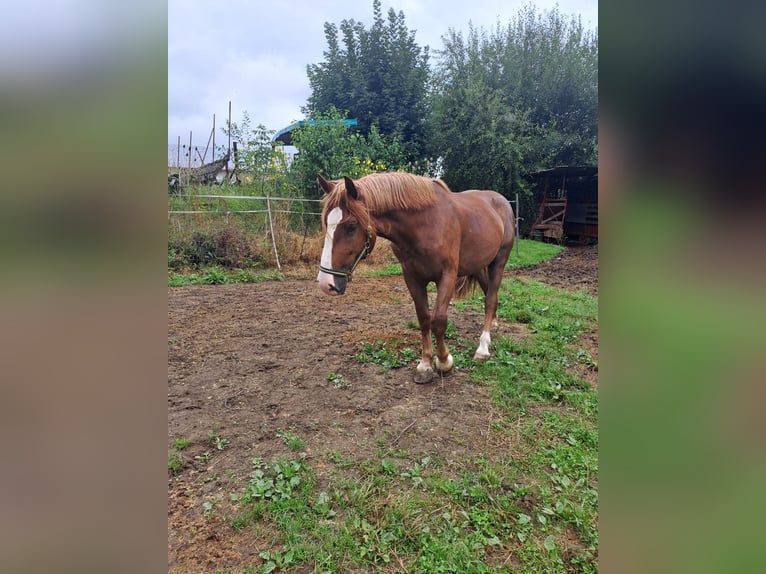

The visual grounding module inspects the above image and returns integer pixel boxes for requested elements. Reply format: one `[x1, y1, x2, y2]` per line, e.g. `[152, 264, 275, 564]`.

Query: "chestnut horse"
[317, 172, 515, 384]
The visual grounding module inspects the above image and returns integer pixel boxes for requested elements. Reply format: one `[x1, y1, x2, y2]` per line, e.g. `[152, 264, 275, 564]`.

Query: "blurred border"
[0, 2, 168, 573]
[601, 2, 766, 572]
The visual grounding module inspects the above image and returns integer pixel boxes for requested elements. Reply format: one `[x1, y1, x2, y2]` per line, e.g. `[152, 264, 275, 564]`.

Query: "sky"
[168, 0, 597, 149]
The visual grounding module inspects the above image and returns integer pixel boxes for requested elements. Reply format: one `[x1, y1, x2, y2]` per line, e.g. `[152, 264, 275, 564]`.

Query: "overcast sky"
[168, 0, 597, 147]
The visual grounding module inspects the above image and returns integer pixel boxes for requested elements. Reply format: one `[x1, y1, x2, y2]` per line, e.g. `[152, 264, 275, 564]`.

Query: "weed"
[354, 340, 417, 369]
[168, 452, 187, 475]
[202, 498, 220, 517]
[326, 372, 350, 389]
[195, 451, 211, 463]
[209, 432, 229, 451]
[172, 437, 191, 450]
[276, 428, 305, 452]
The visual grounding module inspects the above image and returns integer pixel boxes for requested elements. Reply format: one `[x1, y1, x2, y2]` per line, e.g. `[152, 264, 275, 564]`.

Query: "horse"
[317, 172, 515, 384]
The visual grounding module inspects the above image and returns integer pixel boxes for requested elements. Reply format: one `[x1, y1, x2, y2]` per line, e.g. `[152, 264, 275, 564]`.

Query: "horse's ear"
[317, 174, 334, 195]
[343, 176, 359, 200]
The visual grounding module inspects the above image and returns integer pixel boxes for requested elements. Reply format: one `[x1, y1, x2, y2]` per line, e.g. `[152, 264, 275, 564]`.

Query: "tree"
[289, 107, 406, 200]
[220, 111, 289, 195]
[429, 3, 597, 219]
[304, 0, 430, 163]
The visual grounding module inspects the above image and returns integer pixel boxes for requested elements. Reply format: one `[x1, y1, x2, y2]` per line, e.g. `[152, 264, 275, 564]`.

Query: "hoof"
[434, 354, 454, 374]
[473, 351, 490, 361]
[414, 367, 435, 384]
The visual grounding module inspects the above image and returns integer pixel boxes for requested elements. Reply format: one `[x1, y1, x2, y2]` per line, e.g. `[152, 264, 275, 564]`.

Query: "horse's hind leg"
[473, 256, 508, 361]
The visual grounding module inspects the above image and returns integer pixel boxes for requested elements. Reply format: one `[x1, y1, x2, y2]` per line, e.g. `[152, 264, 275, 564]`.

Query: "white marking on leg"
[317, 207, 343, 295]
[435, 353, 454, 372]
[474, 330, 491, 360]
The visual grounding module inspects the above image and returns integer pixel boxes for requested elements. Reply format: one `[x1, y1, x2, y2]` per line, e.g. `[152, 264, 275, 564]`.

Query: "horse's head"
[316, 175, 376, 296]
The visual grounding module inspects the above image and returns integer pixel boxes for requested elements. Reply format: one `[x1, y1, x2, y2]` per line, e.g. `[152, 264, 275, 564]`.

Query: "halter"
[318, 232, 373, 282]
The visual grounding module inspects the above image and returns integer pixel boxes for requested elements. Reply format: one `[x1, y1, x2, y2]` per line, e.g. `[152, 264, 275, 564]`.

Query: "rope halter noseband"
[318, 230, 373, 283]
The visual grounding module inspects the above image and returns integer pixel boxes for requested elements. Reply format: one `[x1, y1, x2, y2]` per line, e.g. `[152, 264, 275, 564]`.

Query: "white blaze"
[318, 207, 343, 295]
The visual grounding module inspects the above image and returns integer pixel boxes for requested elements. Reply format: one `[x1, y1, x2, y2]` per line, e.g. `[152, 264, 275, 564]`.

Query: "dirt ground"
[167, 244, 598, 573]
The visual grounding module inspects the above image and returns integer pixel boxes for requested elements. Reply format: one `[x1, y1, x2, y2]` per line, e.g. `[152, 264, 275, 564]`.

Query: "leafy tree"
[304, 0, 430, 163]
[429, 3, 597, 224]
[288, 107, 407, 200]
[220, 111, 290, 195]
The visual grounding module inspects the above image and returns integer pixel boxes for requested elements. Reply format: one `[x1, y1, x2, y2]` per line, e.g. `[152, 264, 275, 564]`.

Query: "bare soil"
[167, 244, 598, 573]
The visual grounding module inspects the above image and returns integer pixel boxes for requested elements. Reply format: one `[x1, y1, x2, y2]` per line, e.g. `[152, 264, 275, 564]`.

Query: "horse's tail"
[454, 268, 488, 299]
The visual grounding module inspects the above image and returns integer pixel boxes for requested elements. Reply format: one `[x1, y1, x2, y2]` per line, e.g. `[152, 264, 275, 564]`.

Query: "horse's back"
[454, 189, 515, 240]
[450, 190, 515, 274]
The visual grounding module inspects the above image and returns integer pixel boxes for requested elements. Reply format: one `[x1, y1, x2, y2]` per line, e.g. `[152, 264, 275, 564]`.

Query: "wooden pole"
[226, 101, 232, 179]
[188, 131, 193, 169]
[515, 193, 520, 257]
[266, 195, 282, 271]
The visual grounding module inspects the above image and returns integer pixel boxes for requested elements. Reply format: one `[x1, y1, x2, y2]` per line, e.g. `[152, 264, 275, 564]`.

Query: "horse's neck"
[371, 212, 418, 247]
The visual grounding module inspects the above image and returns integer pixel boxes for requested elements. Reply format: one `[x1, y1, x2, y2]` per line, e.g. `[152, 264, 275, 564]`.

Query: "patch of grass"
[474, 278, 597, 412]
[168, 452, 188, 475]
[172, 437, 191, 450]
[363, 262, 402, 277]
[506, 238, 564, 269]
[169, 267, 283, 286]
[276, 428, 305, 452]
[354, 340, 418, 370]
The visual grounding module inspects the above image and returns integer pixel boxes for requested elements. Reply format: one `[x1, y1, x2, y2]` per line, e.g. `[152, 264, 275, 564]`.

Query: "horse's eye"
[345, 223, 357, 234]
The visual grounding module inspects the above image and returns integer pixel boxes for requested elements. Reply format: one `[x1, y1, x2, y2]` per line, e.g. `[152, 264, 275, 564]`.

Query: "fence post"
[515, 193, 520, 257]
[266, 194, 282, 272]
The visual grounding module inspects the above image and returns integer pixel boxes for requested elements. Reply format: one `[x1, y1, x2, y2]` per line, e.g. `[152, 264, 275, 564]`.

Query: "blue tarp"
[272, 119, 358, 145]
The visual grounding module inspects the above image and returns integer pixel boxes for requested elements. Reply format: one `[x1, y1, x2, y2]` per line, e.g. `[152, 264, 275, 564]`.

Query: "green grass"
[358, 239, 561, 278]
[363, 262, 402, 277]
[506, 238, 564, 269]
[353, 340, 419, 370]
[168, 452, 188, 475]
[172, 437, 191, 450]
[169, 266, 283, 287]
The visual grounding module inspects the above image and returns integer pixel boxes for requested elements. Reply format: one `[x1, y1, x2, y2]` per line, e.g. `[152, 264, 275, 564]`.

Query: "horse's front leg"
[403, 275, 435, 384]
[432, 272, 457, 375]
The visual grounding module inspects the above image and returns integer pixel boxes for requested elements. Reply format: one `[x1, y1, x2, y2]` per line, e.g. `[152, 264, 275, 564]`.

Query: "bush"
[168, 225, 261, 269]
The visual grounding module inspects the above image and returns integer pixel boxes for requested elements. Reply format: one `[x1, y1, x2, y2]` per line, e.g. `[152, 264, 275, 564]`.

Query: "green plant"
[168, 452, 187, 475]
[209, 432, 229, 451]
[276, 428, 305, 452]
[364, 263, 402, 277]
[195, 451, 211, 463]
[354, 341, 417, 369]
[326, 372, 350, 389]
[172, 437, 191, 450]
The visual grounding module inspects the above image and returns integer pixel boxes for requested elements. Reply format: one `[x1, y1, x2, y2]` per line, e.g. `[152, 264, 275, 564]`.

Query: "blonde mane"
[322, 172, 447, 231]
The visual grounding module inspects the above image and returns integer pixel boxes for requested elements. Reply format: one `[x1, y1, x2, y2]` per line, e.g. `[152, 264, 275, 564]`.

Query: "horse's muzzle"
[329, 275, 348, 295]
[318, 269, 348, 296]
